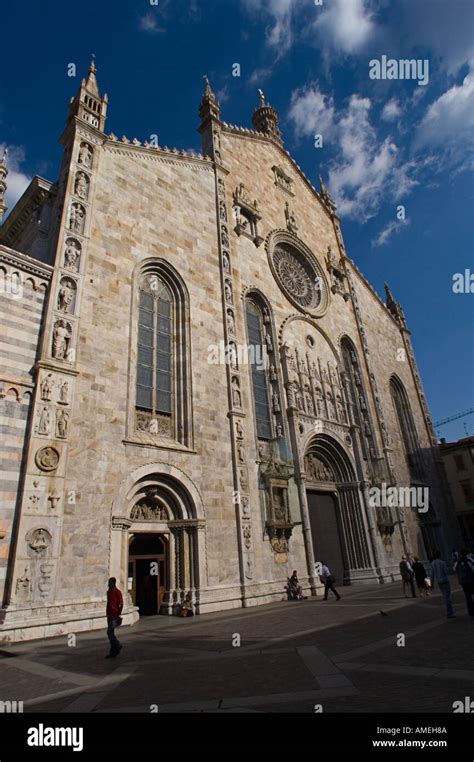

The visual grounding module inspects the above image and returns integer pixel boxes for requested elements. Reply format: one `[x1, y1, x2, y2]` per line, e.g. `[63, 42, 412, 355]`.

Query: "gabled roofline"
[0, 176, 56, 248]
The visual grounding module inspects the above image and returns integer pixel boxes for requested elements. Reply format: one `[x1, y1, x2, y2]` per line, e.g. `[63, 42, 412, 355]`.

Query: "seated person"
[289, 570, 304, 600]
[179, 592, 194, 617]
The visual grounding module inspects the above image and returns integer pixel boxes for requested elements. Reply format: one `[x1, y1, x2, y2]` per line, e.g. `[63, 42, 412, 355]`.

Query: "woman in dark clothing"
[413, 556, 430, 595]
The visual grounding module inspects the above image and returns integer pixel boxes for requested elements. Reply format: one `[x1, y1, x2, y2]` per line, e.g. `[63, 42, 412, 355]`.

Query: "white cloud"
[139, 13, 165, 34]
[372, 217, 410, 247]
[414, 71, 474, 156]
[313, 0, 375, 55]
[0, 143, 31, 217]
[288, 85, 335, 139]
[241, 0, 296, 53]
[381, 98, 402, 122]
[326, 95, 417, 221]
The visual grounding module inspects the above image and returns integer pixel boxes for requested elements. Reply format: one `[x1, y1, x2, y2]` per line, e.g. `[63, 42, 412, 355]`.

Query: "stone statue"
[59, 381, 69, 404]
[38, 407, 51, 436]
[58, 280, 75, 313]
[52, 321, 71, 360]
[265, 333, 273, 352]
[75, 172, 88, 200]
[69, 203, 85, 235]
[225, 281, 233, 303]
[241, 497, 250, 519]
[223, 252, 230, 273]
[258, 89, 265, 107]
[16, 568, 32, 602]
[56, 410, 69, 438]
[236, 420, 244, 440]
[272, 392, 280, 412]
[41, 375, 53, 401]
[326, 392, 335, 419]
[64, 239, 80, 270]
[28, 528, 50, 557]
[270, 364, 277, 381]
[243, 525, 252, 550]
[285, 202, 298, 234]
[227, 311, 235, 335]
[221, 225, 230, 248]
[219, 201, 227, 221]
[78, 143, 92, 167]
[232, 377, 241, 408]
[238, 443, 245, 463]
[336, 394, 347, 423]
[286, 382, 296, 408]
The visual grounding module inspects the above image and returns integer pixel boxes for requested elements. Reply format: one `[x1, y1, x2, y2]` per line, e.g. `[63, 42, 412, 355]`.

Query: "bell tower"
[66, 58, 108, 132]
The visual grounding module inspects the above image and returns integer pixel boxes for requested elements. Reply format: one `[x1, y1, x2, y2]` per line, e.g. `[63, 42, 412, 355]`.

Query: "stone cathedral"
[0, 64, 457, 642]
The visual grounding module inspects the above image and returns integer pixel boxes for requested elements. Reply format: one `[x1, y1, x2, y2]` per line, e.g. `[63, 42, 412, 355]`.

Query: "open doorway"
[128, 533, 168, 615]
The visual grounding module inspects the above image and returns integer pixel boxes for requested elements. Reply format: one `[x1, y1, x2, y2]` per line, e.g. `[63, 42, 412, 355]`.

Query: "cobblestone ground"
[1, 580, 472, 714]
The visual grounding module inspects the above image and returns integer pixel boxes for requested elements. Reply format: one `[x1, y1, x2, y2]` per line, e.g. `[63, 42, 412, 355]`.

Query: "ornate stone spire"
[0, 148, 8, 223]
[319, 176, 337, 215]
[384, 283, 407, 328]
[66, 58, 108, 132]
[198, 75, 221, 125]
[252, 90, 282, 144]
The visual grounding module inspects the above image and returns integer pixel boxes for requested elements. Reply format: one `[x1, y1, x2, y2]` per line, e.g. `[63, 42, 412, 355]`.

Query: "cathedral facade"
[0, 65, 457, 642]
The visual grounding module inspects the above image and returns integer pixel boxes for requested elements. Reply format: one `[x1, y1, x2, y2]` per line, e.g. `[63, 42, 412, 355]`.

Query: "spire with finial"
[252, 89, 282, 144]
[384, 283, 407, 328]
[199, 75, 221, 125]
[0, 147, 8, 223]
[319, 175, 337, 215]
[65, 57, 108, 133]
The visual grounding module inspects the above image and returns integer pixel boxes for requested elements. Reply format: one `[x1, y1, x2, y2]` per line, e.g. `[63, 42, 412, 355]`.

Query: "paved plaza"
[1, 580, 472, 714]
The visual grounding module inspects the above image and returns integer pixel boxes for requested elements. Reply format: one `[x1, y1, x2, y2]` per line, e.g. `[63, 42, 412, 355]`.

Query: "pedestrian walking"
[106, 577, 123, 658]
[321, 562, 341, 601]
[412, 556, 430, 596]
[454, 548, 474, 616]
[430, 550, 455, 619]
[399, 555, 416, 598]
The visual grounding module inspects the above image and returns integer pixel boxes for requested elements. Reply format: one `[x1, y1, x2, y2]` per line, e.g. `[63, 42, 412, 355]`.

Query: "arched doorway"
[305, 435, 372, 584]
[128, 533, 168, 615]
[111, 465, 205, 616]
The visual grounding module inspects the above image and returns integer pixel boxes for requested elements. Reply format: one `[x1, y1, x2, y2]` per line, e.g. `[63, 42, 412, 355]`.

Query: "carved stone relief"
[69, 203, 86, 235]
[57, 276, 77, 314]
[64, 238, 81, 271]
[35, 446, 60, 472]
[78, 142, 93, 168]
[26, 527, 52, 558]
[52, 320, 72, 360]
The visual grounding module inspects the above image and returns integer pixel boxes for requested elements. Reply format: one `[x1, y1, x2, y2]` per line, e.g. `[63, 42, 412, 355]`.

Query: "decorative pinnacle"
[258, 89, 265, 107]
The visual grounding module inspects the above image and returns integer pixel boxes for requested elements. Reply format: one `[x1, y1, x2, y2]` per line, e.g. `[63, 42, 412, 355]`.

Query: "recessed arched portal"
[304, 435, 373, 584]
[110, 464, 205, 615]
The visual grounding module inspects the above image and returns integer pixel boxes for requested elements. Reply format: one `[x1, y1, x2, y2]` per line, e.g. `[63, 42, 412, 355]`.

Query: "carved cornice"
[103, 142, 214, 172]
[0, 246, 53, 280]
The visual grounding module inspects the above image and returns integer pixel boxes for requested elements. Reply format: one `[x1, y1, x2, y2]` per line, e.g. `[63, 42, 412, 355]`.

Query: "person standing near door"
[321, 562, 341, 601]
[106, 577, 123, 658]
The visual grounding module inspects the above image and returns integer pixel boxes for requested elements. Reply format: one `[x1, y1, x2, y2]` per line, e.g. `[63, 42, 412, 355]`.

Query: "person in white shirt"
[430, 550, 455, 618]
[321, 562, 341, 601]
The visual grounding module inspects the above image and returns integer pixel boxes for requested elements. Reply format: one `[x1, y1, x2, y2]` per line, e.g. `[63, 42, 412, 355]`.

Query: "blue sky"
[1, 0, 473, 441]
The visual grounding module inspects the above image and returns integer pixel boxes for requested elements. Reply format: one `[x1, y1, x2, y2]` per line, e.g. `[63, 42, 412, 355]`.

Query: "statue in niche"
[58, 279, 75, 313]
[336, 394, 347, 423]
[265, 333, 273, 352]
[232, 377, 241, 408]
[263, 307, 270, 324]
[243, 525, 252, 550]
[286, 382, 296, 408]
[240, 469, 248, 491]
[305, 388, 314, 415]
[354, 369, 362, 385]
[64, 239, 80, 271]
[16, 568, 32, 602]
[52, 320, 72, 360]
[221, 225, 230, 248]
[218, 178, 225, 198]
[38, 407, 51, 436]
[69, 203, 85, 235]
[74, 172, 89, 200]
[273, 491, 287, 522]
[245, 554, 253, 580]
[272, 392, 280, 412]
[315, 387, 323, 415]
[285, 201, 298, 234]
[236, 420, 244, 440]
[296, 387, 304, 411]
[59, 381, 69, 404]
[41, 374, 53, 401]
[227, 311, 236, 335]
[269, 364, 277, 381]
[276, 423, 283, 438]
[326, 392, 335, 419]
[225, 281, 233, 303]
[228, 343, 238, 370]
[241, 497, 250, 519]
[310, 362, 318, 378]
[219, 201, 227, 221]
[78, 142, 93, 167]
[223, 251, 230, 274]
[359, 394, 367, 411]
[238, 443, 245, 463]
[56, 409, 69, 438]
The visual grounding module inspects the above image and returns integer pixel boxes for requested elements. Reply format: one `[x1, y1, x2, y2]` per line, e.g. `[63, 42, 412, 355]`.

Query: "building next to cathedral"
[0, 63, 458, 642]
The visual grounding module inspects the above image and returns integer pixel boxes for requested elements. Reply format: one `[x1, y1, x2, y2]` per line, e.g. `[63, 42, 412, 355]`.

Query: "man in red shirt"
[106, 577, 123, 658]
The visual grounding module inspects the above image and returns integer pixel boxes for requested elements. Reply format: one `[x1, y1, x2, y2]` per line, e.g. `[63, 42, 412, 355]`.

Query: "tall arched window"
[246, 300, 272, 440]
[133, 262, 191, 447]
[136, 276, 172, 416]
[390, 375, 423, 479]
[341, 337, 376, 460]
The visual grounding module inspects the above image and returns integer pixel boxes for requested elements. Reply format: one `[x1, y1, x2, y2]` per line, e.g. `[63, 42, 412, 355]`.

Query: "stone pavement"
[0, 580, 472, 714]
